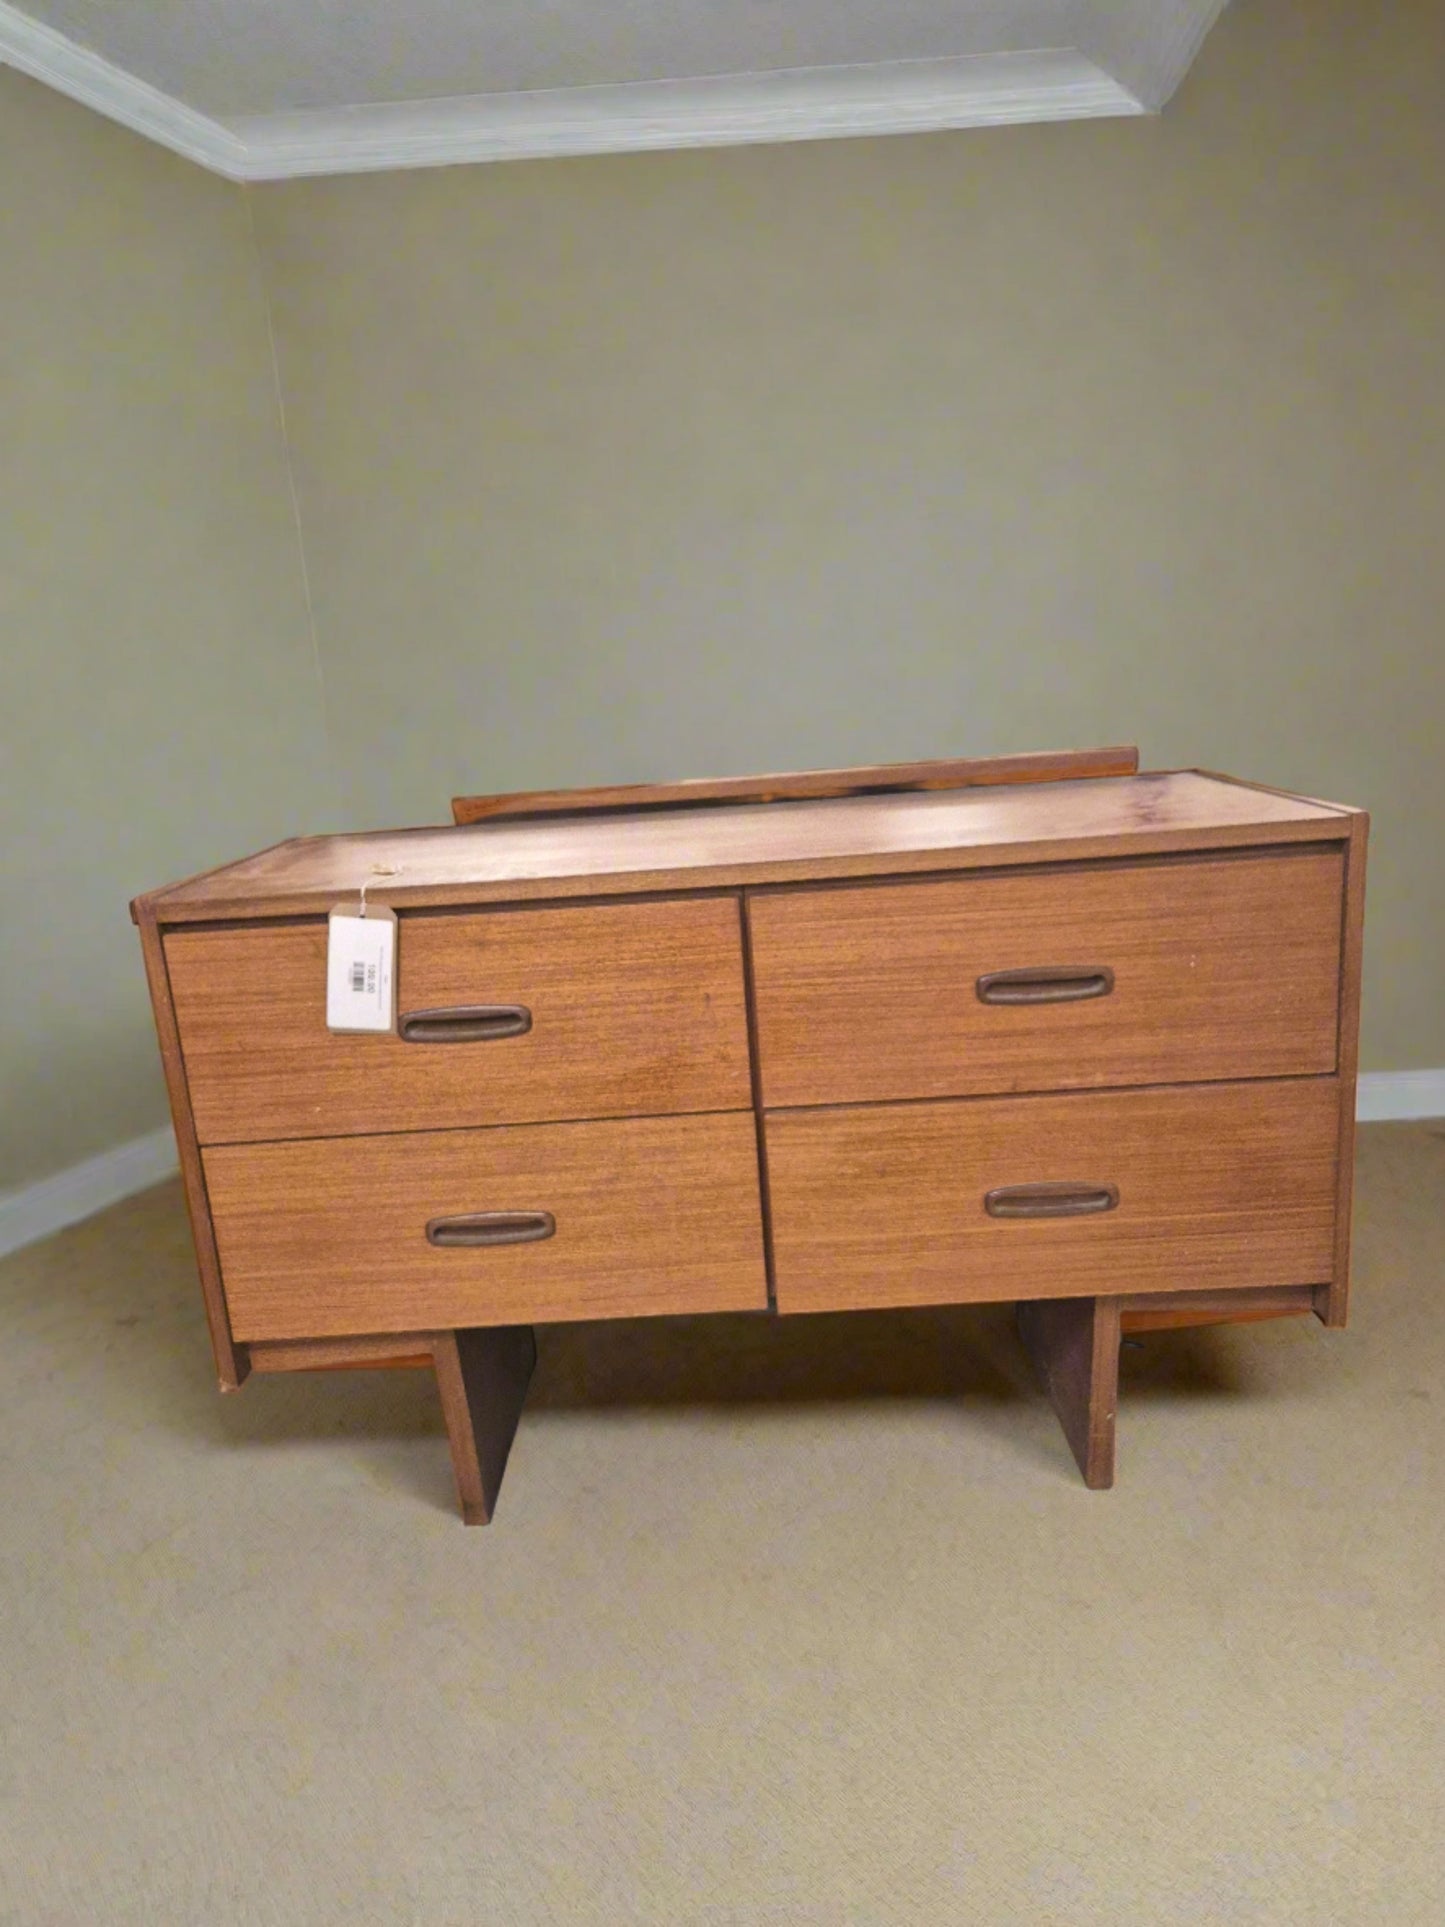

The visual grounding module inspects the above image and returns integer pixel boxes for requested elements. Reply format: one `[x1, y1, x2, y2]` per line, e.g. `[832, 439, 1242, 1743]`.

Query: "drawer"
[207, 1111, 768, 1340]
[765, 1078, 1339, 1314]
[748, 849, 1343, 1107]
[167, 896, 751, 1144]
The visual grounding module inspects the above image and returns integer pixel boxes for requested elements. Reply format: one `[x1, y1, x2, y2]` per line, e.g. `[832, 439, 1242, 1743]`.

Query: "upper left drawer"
[165, 896, 752, 1145]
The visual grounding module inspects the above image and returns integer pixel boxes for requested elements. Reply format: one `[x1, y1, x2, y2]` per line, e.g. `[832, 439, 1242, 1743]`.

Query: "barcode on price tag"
[326, 905, 397, 1033]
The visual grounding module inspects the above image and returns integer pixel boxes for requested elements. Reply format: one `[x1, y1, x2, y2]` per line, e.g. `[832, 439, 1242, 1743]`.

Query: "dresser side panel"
[134, 908, 247, 1390]
[1320, 811, 1369, 1327]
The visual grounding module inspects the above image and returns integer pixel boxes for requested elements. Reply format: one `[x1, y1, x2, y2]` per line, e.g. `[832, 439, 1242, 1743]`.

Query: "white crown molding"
[1074, 0, 1231, 110]
[0, 1126, 178, 1262]
[0, 0, 249, 174]
[0, 1, 1229, 179]
[0, 11, 1147, 182]
[226, 52, 1142, 180]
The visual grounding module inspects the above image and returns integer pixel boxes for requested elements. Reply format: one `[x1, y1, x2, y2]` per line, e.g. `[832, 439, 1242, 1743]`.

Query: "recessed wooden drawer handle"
[399, 1004, 533, 1043]
[425, 1210, 556, 1248]
[984, 1181, 1120, 1220]
[976, 965, 1115, 1006]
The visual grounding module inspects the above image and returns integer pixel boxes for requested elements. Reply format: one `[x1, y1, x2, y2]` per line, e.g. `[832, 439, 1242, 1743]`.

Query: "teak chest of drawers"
[132, 748, 1367, 1522]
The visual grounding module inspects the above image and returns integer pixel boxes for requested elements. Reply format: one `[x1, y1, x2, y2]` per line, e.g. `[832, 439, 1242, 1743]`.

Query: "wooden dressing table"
[132, 748, 1366, 1521]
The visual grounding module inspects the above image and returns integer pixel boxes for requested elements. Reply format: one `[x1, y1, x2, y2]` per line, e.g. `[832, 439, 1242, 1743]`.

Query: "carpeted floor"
[2, 1122, 1442, 1924]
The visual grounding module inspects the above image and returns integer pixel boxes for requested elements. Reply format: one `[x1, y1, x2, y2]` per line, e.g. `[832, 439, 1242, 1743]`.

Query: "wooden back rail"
[452, 745, 1140, 825]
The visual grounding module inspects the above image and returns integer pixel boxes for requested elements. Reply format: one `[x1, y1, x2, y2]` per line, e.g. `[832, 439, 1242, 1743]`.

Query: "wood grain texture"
[765, 1079, 1339, 1315]
[248, 1333, 436, 1372]
[1017, 1296, 1121, 1487]
[166, 896, 751, 1145]
[1120, 1306, 1306, 1334]
[749, 849, 1344, 1107]
[1321, 811, 1369, 1327]
[451, 746, 1140, 823]
[206, 1111, 768, 1340]
[432, 1327, 537, 1525]
[1119, 1283, 1315, 1333]
[134, 773, 1349, 924]
[127, 838, 293, 927]
[133, 906, 247, 1391]
[738, 894, 780, 1311]
[1193, 768, 1362, 816]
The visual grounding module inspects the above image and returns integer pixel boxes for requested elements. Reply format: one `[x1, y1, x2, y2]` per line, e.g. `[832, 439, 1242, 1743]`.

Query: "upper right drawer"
[748, 848, 1344, 1108]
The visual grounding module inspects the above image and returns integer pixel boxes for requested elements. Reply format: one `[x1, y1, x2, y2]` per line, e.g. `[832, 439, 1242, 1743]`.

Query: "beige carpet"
[2, 1123, 1442, 1924]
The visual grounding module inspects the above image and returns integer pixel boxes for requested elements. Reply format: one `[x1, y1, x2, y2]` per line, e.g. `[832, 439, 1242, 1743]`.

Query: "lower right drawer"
[765, 1079, 1339, 1315]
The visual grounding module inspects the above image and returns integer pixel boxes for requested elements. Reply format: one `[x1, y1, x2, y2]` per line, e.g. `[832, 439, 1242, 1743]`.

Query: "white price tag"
[326, 905, 397, 1033]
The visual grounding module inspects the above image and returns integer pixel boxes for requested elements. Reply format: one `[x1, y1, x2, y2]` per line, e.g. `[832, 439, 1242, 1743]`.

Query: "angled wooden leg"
[1017, 1296, 1121, 1489]
[431, 1326, 537, 1525]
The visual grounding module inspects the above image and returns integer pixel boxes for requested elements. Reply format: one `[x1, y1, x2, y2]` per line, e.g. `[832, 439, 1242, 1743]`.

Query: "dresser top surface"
[138, 770, 1356, 924]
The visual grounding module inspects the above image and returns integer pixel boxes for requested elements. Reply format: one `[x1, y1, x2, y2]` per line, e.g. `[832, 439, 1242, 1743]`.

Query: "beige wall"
[0, 70, 334, 1188]
[253, 0, 1445, 1073]
[3, 0, 1441, 1202]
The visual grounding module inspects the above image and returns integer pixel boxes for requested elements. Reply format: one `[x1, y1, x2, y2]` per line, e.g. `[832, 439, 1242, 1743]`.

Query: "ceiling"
[0, 0, 1230, 180]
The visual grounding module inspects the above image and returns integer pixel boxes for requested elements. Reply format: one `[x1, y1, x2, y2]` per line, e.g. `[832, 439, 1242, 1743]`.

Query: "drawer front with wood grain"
[765, 1079, 1339, 1315]
[167, 896, 752, 1145]
[207, 1111, 768, 1339]
[748, 849, 1343, 1108]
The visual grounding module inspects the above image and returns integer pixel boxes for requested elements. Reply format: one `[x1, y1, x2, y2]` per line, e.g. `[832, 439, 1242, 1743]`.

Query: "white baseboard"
[1355, 1070, 1445, 1123]
[0, 1073, 1440, 1264]
[0, 1125, 179, 1262]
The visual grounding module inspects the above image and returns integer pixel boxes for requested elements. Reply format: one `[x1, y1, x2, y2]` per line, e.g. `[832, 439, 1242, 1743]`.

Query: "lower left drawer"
[205, 1111, 767, 1340]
